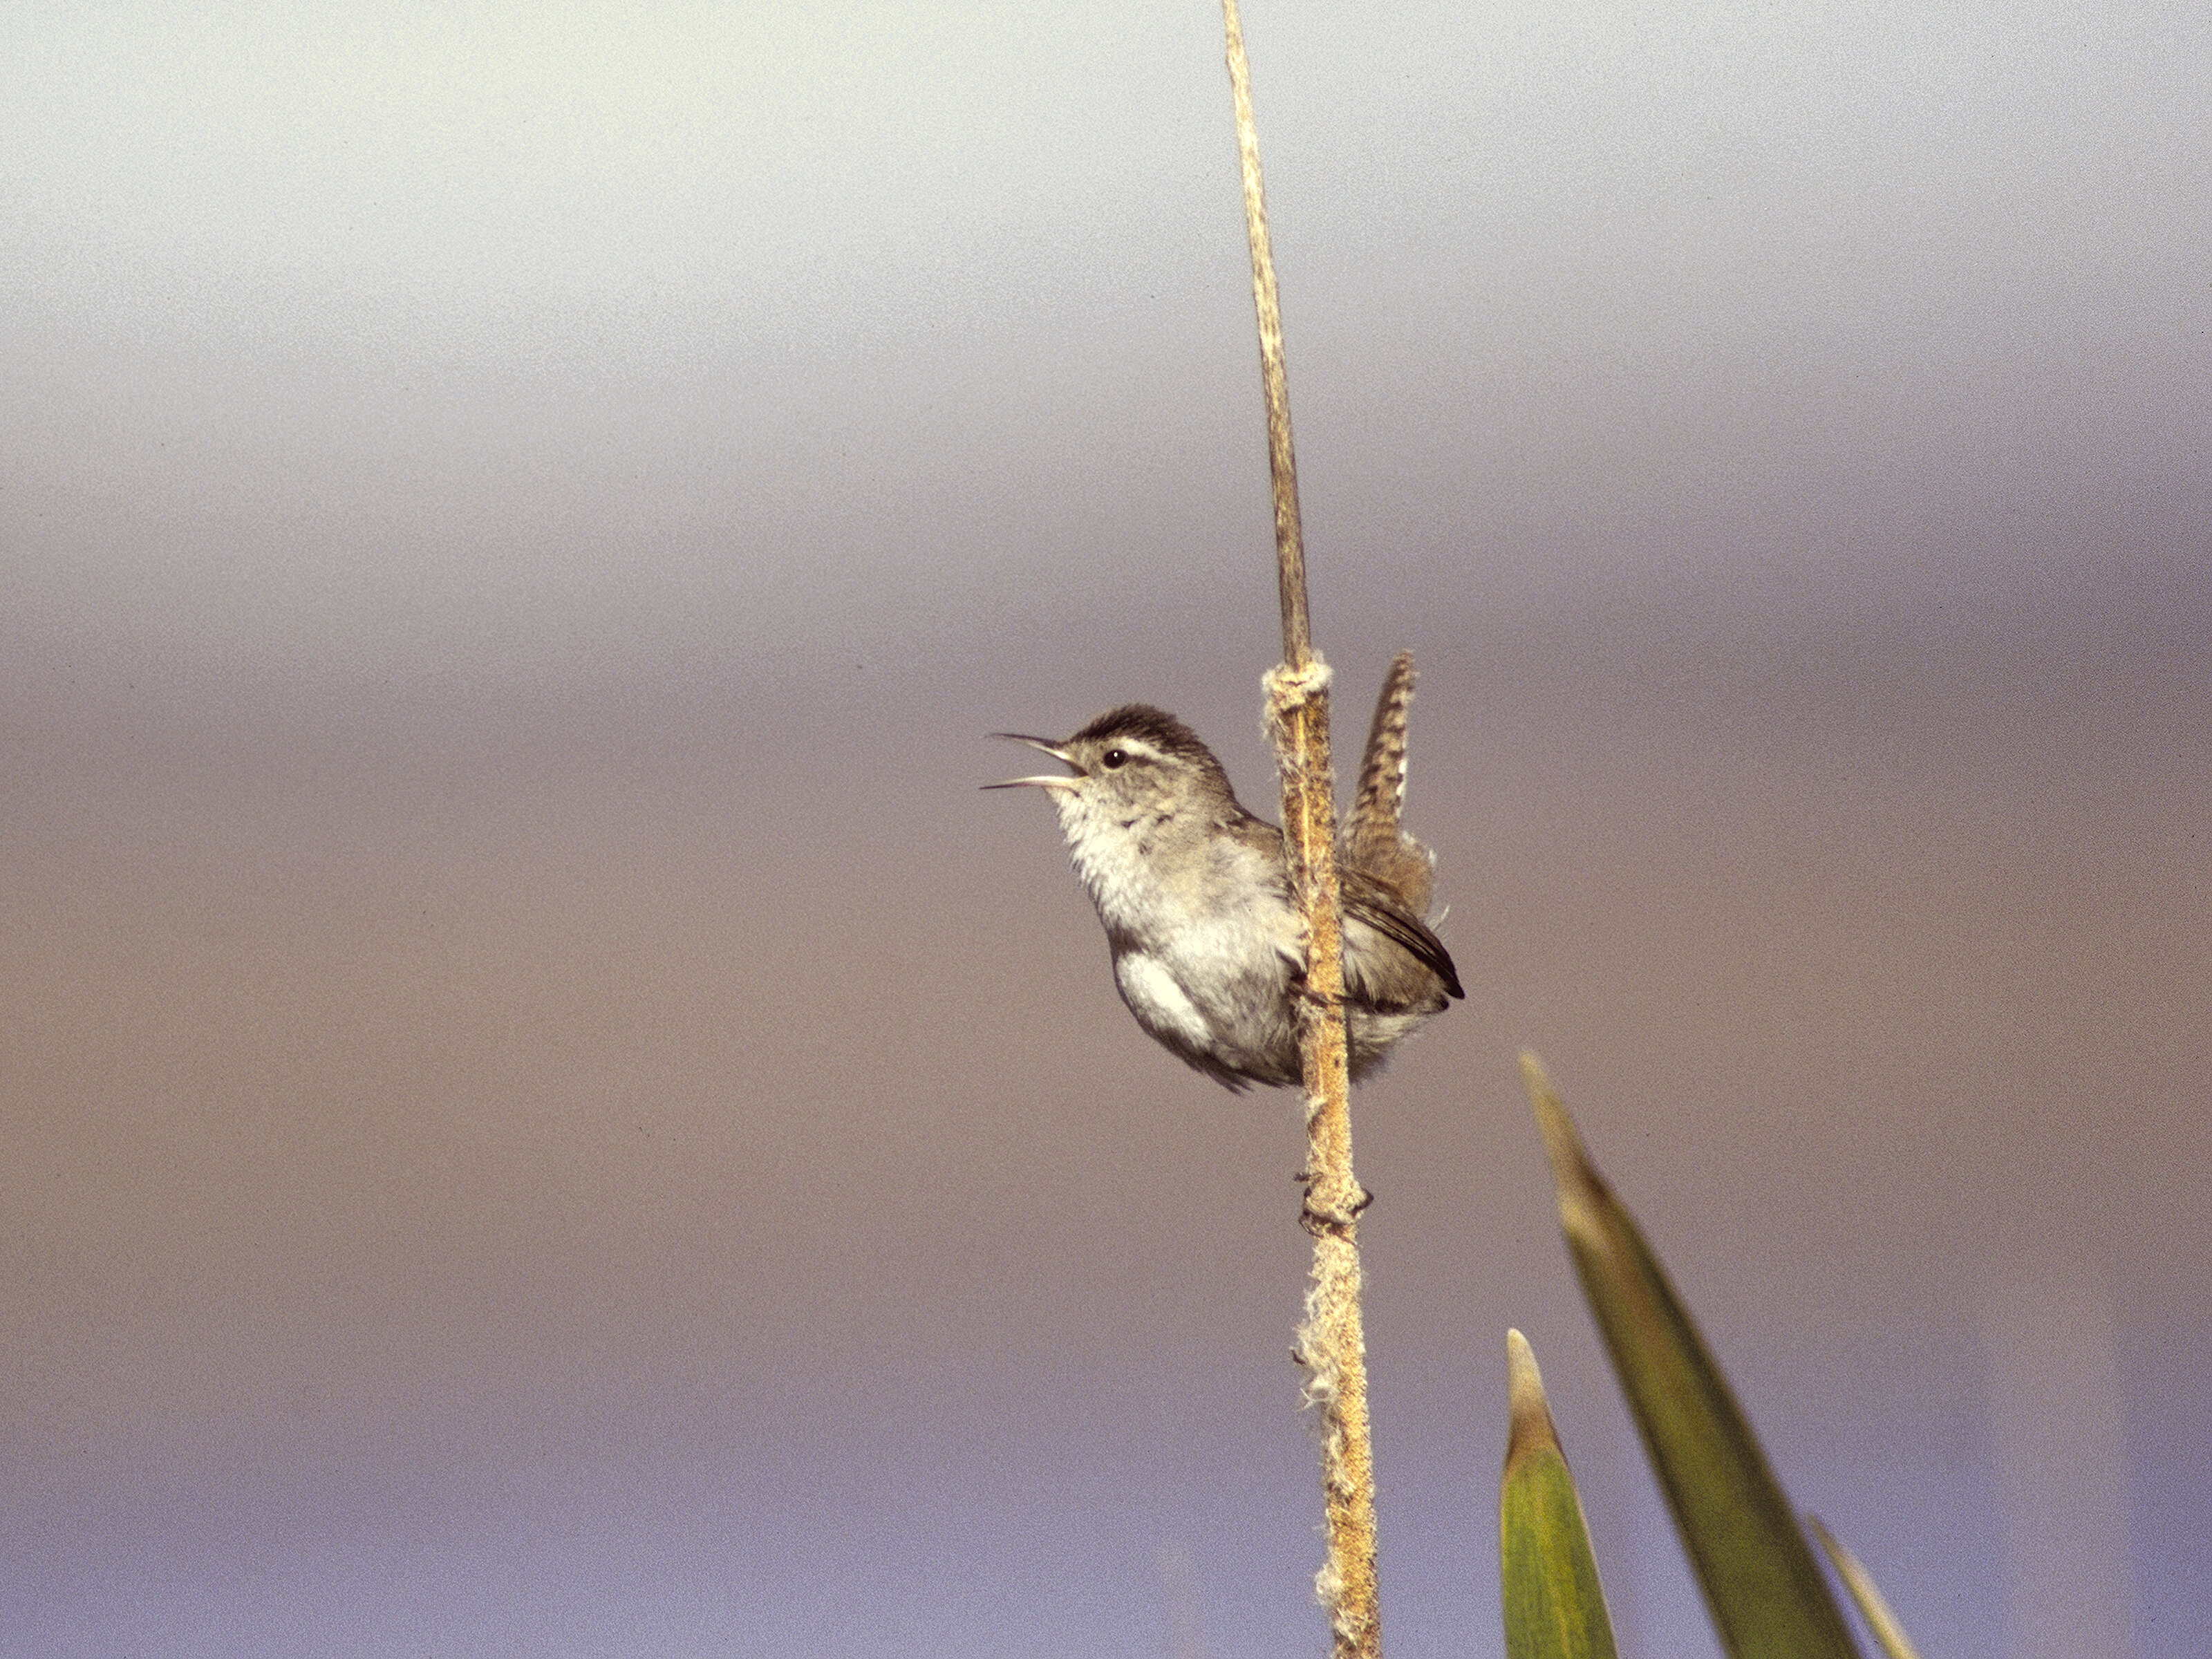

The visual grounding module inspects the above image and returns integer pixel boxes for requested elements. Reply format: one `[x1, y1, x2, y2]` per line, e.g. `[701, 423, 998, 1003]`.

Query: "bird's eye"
[1100, 748, 1129, 770]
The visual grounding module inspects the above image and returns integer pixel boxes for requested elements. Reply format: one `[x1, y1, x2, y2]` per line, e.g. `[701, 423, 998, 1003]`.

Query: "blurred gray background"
[5, 2, 2206, 1656]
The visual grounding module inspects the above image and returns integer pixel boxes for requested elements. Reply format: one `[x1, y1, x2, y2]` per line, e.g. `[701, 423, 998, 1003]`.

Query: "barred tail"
[1348, 650, 1418, 865]
[1344, 650, 1436, 915]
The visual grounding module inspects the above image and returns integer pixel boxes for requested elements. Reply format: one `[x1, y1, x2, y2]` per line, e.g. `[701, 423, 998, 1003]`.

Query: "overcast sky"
[4, 3, 2208, 1657]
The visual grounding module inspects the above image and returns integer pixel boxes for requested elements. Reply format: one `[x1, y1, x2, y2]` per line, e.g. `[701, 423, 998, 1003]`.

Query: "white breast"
[1112, 950, 1213, 1049]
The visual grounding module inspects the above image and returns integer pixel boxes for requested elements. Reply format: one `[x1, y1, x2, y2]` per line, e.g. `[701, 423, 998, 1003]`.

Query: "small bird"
[987, 651, 1461, 1090]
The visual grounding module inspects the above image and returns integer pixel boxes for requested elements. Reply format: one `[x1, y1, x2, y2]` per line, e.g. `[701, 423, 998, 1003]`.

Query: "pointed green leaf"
[1519, 1053, 1861, 1659]
[1808, 1515, 1924, 1659]
[1500, 1329, 1621, 1659]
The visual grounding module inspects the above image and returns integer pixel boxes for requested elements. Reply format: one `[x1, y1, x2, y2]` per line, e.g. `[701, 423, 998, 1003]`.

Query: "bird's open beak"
[984, 733, 1084, 790]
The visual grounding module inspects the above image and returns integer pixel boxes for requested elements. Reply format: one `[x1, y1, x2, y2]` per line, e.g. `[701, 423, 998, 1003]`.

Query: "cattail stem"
[1221, 0, 1312, 669]
[1221, 2, 1381, 1654]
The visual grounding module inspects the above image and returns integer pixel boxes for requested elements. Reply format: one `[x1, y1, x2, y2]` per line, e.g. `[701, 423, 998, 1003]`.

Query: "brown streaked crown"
[1069, 704, 1216, 766]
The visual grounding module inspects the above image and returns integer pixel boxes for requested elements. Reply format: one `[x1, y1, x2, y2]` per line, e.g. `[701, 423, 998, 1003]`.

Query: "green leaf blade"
[1500, 1330, 1620, 1659]
[1809, 1514, 1924, 1659]
[1519, 1054, 1862, 1659]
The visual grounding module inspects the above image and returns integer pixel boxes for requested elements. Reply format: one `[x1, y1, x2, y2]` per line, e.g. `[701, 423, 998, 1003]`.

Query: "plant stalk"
[1221, 2, 1380, 1653]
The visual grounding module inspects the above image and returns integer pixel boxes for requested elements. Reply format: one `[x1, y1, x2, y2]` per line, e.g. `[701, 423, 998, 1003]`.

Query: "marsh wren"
[988, 651, 1461, 1090]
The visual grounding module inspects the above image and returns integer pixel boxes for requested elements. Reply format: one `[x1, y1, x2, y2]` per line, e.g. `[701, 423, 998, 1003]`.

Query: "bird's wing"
[1341, 865, 1464, 1002]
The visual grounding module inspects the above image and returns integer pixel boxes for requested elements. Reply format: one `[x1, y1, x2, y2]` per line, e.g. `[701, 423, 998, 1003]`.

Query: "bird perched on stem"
[988, 650, 1461, 1090]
